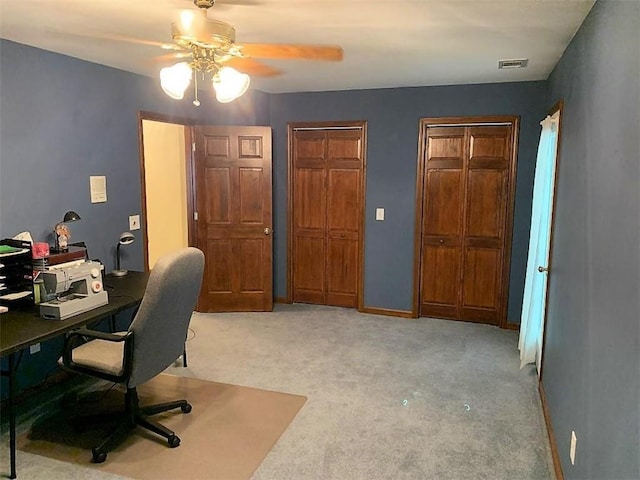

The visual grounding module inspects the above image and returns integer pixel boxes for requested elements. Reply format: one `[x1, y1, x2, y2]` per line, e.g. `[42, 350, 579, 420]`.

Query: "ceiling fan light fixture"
[160, 62, 192, 99]
[213, 66, 250, 103]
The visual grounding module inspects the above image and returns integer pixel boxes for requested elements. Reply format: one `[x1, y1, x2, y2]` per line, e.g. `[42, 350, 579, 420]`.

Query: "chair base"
[70, 387, 191, 463]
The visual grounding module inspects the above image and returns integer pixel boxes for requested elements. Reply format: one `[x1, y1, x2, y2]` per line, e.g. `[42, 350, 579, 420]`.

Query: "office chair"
[59, 247, 204, 463]
[128, 303, 189, 367]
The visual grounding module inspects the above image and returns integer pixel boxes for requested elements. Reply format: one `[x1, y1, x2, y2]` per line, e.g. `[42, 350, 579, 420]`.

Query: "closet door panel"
[292, 167, 326, 303]
[326, 168, 360, 307]
[465, 170, 505, 239]
[327, 169, 360, 232]
[295, 133, 326, 160]
[461, 247, 501, 324]
[326, 237, 358, 307]
[294, 168, 326, 230]
[423, 170, 463, 237]
[420, 127, 465, 319]
[461, 126, 511, 324]
[294, 236, 325, 304]
[427, 132, 464, 163]
[327, 133, 362, 164]
[421, 243, 460, 318]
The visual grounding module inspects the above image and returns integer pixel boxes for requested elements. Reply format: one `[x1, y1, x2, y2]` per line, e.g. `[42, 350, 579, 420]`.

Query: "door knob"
[538, 266, 548, 273]
[264, 227, 271, 235]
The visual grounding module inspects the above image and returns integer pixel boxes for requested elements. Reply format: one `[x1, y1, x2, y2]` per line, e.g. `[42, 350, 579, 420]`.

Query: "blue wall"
[543, 1, 639, 478]
[269, 83, 547, 318]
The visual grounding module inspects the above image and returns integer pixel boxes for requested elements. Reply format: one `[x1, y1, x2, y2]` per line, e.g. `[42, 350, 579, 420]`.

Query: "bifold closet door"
[419, 122, 516, 326]
[291, 127, 364, 308]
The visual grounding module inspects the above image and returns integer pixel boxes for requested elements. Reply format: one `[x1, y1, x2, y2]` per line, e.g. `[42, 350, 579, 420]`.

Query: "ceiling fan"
[159, 0, 343, 104]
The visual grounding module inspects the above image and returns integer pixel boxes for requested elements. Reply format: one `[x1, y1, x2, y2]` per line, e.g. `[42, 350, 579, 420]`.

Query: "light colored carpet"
[1, 303, 555, 479]
[17, 374, 306, 480]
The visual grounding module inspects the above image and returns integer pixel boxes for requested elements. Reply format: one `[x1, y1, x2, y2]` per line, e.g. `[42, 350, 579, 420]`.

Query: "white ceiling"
[0, 0, 595, 94]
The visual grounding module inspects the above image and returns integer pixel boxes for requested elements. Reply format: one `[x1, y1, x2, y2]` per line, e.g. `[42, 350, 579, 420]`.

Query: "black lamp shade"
[62, 211, 81, 223]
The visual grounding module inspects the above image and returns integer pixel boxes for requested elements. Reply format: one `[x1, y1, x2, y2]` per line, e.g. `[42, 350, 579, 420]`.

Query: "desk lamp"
[54, 210, 81, 252]
[112, 232, 135, 277]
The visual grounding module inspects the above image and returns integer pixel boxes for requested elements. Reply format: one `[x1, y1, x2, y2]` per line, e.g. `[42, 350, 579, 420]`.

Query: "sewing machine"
[39, 260, 108, 319]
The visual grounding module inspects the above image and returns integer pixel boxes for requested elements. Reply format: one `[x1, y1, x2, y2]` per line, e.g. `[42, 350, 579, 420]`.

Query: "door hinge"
[194, 211, 199, 221]
[192, 142, 196, 152]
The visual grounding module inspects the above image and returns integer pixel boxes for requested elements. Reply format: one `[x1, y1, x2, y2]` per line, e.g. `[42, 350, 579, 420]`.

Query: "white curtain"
[519, 115, 559, 369]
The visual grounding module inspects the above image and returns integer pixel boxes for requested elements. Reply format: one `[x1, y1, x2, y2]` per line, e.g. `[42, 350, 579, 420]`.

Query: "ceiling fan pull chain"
[193, 71, 200, 106]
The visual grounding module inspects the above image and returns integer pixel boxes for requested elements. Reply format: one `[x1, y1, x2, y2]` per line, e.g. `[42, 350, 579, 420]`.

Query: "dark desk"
[1, 271, 149, 479]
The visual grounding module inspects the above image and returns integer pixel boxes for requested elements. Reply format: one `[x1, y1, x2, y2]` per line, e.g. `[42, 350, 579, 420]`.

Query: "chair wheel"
[92, 448, 107, 463]
[181, 403, 192, 414]
[168, 435, 181, 448]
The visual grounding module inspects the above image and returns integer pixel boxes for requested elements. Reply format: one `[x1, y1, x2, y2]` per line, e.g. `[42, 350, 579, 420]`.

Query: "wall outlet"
[376, 208, 385, 221]
[129, 215, 140, 230]
[29, 343, 41, 354]
[570, 430, 577, 465]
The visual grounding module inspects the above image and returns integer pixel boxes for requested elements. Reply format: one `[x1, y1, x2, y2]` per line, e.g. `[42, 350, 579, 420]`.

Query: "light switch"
[376, 208, 385, 221]
[129, 215, 140, 230]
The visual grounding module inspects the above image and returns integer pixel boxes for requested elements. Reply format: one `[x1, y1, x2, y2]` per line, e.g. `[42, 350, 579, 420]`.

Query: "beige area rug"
[17, 374, 307, 480]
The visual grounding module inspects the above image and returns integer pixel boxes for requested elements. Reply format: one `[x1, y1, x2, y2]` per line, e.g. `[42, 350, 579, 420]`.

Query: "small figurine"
[55, 223, 71, 250]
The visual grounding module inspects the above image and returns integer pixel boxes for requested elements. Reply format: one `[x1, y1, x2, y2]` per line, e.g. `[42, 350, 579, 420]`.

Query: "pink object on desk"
[32, 242, 50, 259]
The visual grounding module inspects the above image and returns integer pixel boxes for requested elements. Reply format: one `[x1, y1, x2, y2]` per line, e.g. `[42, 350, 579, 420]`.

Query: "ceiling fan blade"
[239, 44, 343, 61]
[225, 57, 282, 77]
[152, 52, 193, 64]
[98, 34, 176, 49]
[50, 30, 182, 50]
[212, 0, 262, 6]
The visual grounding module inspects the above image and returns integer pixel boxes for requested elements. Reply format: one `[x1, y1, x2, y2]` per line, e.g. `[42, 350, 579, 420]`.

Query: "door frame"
[538, 100, 564, 380]
[137, 111, 196, 271]
[286, 120, 368, 309]
[412, 115, 520, 328]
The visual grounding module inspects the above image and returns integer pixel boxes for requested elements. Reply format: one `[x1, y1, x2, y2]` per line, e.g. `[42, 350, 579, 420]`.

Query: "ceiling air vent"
[498, 58, 529, 69]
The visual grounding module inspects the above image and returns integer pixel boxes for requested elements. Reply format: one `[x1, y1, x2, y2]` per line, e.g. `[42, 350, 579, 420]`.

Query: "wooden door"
[416, 118, 518, 327]
[289, 123, 365, 308]
[193, 125, 273, 312]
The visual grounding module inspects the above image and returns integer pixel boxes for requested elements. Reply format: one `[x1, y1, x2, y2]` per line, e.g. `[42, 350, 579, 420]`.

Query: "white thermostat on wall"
[90, 175, 107, 203]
